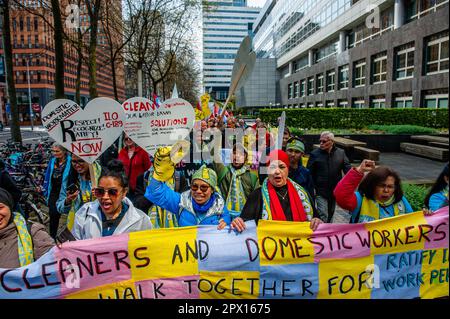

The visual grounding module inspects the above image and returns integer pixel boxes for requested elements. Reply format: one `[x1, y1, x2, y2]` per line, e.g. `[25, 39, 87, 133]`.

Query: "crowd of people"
[0, 117, 448, 272]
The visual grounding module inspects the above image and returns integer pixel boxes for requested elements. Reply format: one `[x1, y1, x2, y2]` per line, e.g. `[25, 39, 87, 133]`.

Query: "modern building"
[202, 0, 260, 101]
[244, 0, 449, 109]
[0, 0, 125, 126]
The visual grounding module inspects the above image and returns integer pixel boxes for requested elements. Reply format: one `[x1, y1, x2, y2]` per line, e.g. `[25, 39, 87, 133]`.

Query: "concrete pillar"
[338, 31, 347, 54]
[394, 0, 405, 29]
[308, 49, 314, 67]
[288, 61, 293, 76]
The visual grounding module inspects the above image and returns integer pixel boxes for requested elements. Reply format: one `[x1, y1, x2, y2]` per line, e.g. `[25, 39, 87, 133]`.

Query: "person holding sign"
[0, 188, 54, 268]
[71, 160, 152, 240]
[56, 155, 102, 231]
[144, 146, 231, 228]
[230, 150, 322, 232]
[333, 159, 414, 223]
[118, 134, 151, 201]
[424, 163, 449, 212]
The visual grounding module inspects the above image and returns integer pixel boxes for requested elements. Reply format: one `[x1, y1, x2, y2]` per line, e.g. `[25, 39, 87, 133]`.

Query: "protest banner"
[122, 97, 195, 156]
[0, 207, 447, 299]
[41, 98, 125, 164]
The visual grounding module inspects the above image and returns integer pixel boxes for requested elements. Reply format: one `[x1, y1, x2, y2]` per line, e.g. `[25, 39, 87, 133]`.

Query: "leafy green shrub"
[402, 183, 431, 211]
[259, 108, 449, 129]
[367, 125, 438, 134]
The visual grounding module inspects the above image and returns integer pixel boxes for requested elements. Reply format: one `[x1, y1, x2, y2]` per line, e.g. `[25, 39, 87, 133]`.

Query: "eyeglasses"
[377, 184, 396, 191]
[71, 160, 84, 166]
[319, 139, 330, 144]
[191, 184, 210, 193]
[124, 137, 131, 141]
[94, 188, 120, 198]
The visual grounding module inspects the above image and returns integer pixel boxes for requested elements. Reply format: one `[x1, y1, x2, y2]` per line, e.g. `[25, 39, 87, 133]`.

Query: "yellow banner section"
[129, 227, 198, 281]
[199, 271, 260, 299]
[257, 221, 315, 266]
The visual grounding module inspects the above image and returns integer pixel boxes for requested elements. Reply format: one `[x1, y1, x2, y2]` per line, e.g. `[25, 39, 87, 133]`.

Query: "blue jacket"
[429, 191, 448, 212]
[43, 155, 72, 203]
[144, 177, 231, 227]
[289, 165, 315, 201]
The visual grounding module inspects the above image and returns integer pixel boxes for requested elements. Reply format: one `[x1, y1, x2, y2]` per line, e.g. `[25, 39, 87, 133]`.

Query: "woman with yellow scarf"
[333, 159, 413, 223]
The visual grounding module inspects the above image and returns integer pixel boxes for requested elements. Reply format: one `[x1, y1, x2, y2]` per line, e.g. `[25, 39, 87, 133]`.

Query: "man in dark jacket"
[307, 131, 352, 223]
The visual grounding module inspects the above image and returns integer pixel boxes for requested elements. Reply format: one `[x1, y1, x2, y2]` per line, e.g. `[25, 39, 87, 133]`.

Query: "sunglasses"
[191, 184, 210, 192]
[94, 188, 120, 198]
[124, 137, 131, 141]
[71, 160, 84, 165]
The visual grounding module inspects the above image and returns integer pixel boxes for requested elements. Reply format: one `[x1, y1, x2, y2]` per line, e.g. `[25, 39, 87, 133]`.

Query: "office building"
[202, 0, 260, 101]
[244, 0, 449, 109]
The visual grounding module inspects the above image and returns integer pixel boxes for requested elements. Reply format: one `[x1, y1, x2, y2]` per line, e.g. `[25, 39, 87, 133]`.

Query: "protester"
[134, 164, 188, 228]
[56, 154, 102, 231]
[144, 146, 230, 228]
[334, 159, 413, 223]
[72, 160, 152, 240]
[42, 143, 72, 238]
[0, 159, 22, 211]
[118, 134, 151, 201]
[286, 138, 315, 201]
[282, 127, 291, 151]
[424, 163, 449, 211]
[307, 131, 352, 223]
[230, 150, 322, 232]
[0, 188, 54, 268]
[211, 143, 260, 218]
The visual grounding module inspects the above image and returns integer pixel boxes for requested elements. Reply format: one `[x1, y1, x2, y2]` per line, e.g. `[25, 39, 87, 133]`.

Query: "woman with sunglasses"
[333, 159, 413, 223]
[42, 143, 72, 238]
[56, 154, 102, 231]
[71, 160, 152, 240]
[144, 146, 230, 228]
[118, 134, 151, 201]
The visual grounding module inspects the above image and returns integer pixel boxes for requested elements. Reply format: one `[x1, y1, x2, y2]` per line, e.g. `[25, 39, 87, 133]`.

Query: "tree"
[85, 0, 103, 99]
[1, 0, 22, 143]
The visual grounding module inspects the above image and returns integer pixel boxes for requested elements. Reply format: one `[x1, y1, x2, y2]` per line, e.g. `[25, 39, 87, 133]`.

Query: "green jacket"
[213, 162, 260, 201]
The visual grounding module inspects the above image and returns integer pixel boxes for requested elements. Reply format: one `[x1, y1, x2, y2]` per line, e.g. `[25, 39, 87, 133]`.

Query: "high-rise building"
[244, 0, 449, 109]
[0, 0, 125, 126]
[202, 0, 260, 101]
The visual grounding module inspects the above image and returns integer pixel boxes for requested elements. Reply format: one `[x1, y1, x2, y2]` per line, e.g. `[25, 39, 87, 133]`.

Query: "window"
[34, 17, 39, 30]
[300, 79, 306, 97]
[288, 83, 294, 99]
[371, 96, 386, 108]
[394, 94, 413, 108]
[37, 71, 41, 83]
[308, 77, 314, 95]
[27, 17, 31, 31]
[372, 52, 387, 83]
[406, 0, 449, 21]
[316, 102, 324, 108]
[395, 43, 415, 79]
[338, 99, 349, 108]
[19, 17, 24, 31]
[423, 89, 449, 108]
[317, 74, 324, 94]
[294, 82, 300, 98]
[12, 18, 17, 32]
[326, 70, 335, 92]
[426, 31, 449, 74]
[352, 98, 365, 108]
[326, 100, 335, 108]
[354, 60, 366, 87]
[307, 102, 314, 108]
[339, 65, 349, 89]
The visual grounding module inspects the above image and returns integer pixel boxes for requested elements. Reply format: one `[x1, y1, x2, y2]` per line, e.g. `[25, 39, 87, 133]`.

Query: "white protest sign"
[122, 97, 195, 156]
[41, 97, 125, 164]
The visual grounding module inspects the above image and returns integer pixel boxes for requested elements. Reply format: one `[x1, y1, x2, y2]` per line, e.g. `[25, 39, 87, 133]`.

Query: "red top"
[118, 146, 151, 191]
[333, 168, 365, 212]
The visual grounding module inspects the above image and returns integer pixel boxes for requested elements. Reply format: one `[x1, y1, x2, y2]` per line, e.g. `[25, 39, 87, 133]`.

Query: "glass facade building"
[202, 0, 260, 101]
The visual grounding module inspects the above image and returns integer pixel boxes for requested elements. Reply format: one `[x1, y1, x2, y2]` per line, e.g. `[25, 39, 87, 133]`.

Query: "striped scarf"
[261, 178, 313, 221]
[225, 166, 249, 217]
[359, 196, 407, 223]
[13, 212, 34, 267]
[147, 168, 178, 228]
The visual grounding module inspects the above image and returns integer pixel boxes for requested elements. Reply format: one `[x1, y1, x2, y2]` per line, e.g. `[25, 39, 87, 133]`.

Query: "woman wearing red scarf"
[231, 150, 323, 232]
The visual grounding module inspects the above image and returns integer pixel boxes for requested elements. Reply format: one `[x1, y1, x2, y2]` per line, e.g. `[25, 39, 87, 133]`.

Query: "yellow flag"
[201, 93, 211, 118]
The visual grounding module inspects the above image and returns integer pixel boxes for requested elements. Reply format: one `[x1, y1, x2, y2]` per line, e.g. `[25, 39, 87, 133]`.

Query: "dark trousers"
[48, 199, 61, 239]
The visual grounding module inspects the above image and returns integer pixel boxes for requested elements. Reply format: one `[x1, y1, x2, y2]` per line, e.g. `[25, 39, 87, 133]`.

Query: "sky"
[247, 0, 266, 7]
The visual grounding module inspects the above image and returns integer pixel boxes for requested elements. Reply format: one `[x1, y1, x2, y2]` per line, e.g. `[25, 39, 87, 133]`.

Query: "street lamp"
[25, 57, 33, 130]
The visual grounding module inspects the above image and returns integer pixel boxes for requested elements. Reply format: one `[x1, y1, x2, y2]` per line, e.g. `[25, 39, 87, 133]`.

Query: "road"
[0, 126, 49, 145]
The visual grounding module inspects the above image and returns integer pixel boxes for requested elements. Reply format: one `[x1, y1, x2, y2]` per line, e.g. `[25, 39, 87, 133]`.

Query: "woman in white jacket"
[72, 160, 152, 240]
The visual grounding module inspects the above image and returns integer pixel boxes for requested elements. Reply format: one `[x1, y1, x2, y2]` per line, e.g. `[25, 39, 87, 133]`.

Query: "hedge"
[367, 124, 438, 134]
[402, 183, 431, 211]
[259, 108, 449, 129]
